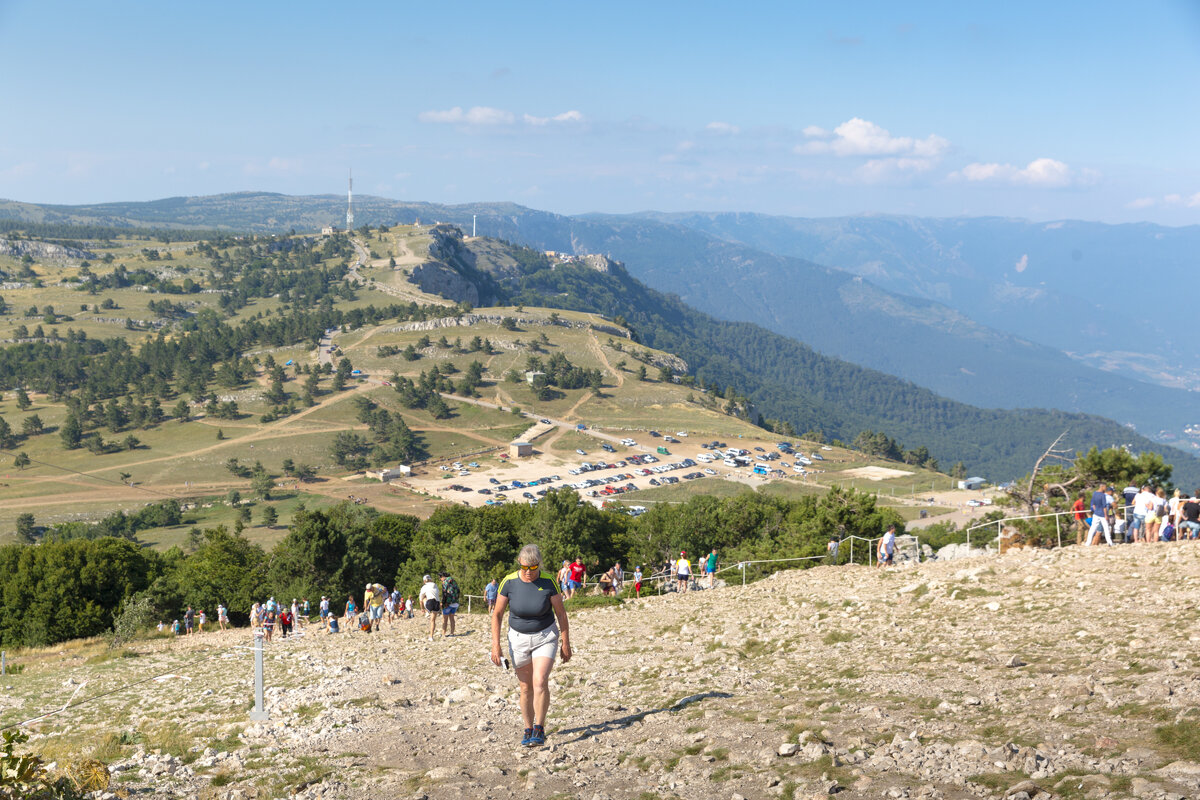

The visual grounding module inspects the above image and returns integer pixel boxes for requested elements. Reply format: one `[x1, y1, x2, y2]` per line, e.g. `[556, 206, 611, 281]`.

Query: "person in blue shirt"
[1086, 484, 1113, 546]
[485, 578, 499, 613]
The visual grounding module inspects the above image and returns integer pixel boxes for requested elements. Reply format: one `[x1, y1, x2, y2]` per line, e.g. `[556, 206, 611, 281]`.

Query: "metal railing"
[963, 502, 1136, 549]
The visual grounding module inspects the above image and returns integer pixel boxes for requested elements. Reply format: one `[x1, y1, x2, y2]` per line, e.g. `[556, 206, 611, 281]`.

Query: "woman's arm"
[489, 595, 508, 666]
[550, 594, 571, 663]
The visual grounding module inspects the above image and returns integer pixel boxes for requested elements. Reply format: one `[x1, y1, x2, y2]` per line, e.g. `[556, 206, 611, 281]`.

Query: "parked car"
[540, 418, 551, 424]
[576, 449, 587, 456]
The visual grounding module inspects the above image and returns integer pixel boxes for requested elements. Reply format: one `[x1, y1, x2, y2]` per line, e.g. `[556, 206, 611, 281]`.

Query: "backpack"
[443, 578, 460, 605]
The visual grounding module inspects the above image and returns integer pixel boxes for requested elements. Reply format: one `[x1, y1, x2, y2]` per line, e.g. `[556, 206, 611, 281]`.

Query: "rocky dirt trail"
[9, 545, 1200, 800]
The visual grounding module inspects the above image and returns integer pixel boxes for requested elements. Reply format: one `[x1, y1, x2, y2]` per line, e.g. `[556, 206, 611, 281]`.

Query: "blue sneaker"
[520, 727, 533, 747]
[529, 724, 546, 746]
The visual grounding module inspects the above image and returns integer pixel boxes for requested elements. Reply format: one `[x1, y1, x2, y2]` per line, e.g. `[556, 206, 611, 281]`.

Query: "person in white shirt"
[675, 551, 691, 592]
[1132, 486, 1157, 543]
[877, 525, 897, 567]
[419, 575, 442, 641]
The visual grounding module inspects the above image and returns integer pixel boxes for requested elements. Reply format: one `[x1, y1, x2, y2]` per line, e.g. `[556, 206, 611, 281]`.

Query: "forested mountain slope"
[438, 237, 1200, 486]
[640, 211, 1200, 386]
[2, 195, 1195, 449]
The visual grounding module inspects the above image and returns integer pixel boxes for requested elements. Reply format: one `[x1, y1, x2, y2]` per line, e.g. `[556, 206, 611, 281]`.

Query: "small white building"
[958, 476, 986, 490]
[510, 442, 534, 458]
[369, 465, 411, 482]
[525, 370, 547, 385]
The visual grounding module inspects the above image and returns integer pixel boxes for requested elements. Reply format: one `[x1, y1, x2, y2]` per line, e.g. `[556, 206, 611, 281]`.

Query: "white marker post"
[250, 631, 269, 721]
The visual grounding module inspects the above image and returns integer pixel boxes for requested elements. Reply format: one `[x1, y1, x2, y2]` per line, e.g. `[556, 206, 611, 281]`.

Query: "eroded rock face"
[409, 261, 480, 306]
[0, 238, 95, 261]
[15, 545, 1200, 800]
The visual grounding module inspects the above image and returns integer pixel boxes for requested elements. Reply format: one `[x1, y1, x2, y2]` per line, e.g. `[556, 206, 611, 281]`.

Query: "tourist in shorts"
[419, 575, 441, 641]
[440, 572, 461, 636]
[633, 565, 643, 598]
[490, 544, 572, 748]
[705, 550, 719, 588]
[217, 603, 229, 631]
[566, 557, 586, 599]
[183, 606, 195, 635]
[878, 525, 896, 566]
[675, 551, 691, 591]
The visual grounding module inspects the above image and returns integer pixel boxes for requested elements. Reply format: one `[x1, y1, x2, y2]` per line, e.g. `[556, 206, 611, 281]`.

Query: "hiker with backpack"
[440, 571, 461, 637]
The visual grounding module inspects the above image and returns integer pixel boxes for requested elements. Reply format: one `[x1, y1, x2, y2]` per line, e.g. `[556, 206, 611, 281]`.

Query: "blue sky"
[2, 1, 1199, 224]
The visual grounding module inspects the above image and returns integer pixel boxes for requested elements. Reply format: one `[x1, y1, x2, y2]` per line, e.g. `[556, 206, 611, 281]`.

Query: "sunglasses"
[519, 563, 540, 572]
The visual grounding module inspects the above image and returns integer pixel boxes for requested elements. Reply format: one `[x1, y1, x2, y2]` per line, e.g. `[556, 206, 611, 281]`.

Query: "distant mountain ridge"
[1, 194, 1195, 448]
[636, 211, 1200, 387]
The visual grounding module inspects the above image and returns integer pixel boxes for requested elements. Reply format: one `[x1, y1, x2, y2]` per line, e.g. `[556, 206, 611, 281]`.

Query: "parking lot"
[401, 425, 833, 509]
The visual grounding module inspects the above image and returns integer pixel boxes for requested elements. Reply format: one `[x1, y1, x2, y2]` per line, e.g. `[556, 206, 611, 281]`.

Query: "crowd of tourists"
[164, 547, 739, 749]
[1075, 483, 1200, 546]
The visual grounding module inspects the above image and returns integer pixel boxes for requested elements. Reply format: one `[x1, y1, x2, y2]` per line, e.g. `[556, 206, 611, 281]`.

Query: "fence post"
[250, 631, 269, 722]
[1055, 515, 1062, 548]
[467, 596, 472, 616]
[740, 562, 746, 587]
[850, 537, 854, 564]
[1, 651, 5, 676]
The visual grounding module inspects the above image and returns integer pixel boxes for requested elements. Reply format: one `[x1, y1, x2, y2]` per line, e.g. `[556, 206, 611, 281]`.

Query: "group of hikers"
[1076, 484, 1200, 545]
[163, 603, 230, 636]
[167, 547, 740, 749]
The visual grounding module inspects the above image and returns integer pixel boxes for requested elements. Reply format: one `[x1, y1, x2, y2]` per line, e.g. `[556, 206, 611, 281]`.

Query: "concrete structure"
[525, 371, 546, 385]
[510, 442, 534, 458]
[958, 476, 986, 490]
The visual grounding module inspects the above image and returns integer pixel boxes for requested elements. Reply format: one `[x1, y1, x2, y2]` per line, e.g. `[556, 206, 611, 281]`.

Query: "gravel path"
[9, 543, 1200, 800]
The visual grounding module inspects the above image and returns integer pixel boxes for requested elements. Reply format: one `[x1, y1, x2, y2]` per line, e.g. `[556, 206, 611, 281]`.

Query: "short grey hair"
[518, 543, 543, 567]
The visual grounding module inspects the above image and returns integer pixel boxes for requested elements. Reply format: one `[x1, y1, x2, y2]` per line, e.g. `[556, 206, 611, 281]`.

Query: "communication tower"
[346, 169, 354, 231]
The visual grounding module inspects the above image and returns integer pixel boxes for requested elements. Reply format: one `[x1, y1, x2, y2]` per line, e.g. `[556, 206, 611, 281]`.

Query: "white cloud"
[1126, 197, 1156, 209]
[796, 118, 949, 158]
[418, 106, 515, 125]
[953, 157, 1085, 188]
[706, 121, 740, 135]
[853, 156, 937, 184]
[524, 110, 584, 126]
[1014, 254, 1028, 273]
[1160, 192, 1200, 208]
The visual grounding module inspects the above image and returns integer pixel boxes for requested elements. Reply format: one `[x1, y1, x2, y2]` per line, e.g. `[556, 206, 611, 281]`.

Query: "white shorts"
[507, 623, 559, 669]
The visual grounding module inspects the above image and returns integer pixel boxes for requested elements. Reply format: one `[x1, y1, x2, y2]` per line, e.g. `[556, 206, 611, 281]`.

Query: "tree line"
[0, 485, 901, 648]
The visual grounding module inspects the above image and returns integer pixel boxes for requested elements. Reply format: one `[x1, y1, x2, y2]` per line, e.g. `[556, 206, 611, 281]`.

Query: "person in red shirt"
[279, 608, 293, 638]
[1072, 494, 1087, 545]
[566, 558, 586, 599]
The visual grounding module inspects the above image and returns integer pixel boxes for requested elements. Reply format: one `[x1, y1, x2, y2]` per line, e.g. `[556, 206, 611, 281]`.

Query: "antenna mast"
[346, 169, 354, 231]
